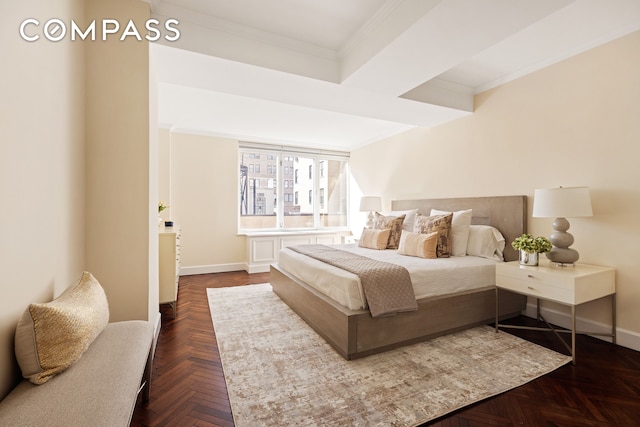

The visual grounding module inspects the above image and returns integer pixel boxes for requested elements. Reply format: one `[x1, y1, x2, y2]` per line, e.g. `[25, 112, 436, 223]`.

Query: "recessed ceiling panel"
[159, 0, 388, 50]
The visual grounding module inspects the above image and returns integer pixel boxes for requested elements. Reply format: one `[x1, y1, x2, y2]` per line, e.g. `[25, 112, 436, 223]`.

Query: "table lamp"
[359, 196, 381, 229]
[532, 187, 593, 265]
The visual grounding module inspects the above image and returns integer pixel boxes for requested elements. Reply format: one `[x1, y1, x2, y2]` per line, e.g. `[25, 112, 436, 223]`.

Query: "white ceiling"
[150, 0, 640, 151]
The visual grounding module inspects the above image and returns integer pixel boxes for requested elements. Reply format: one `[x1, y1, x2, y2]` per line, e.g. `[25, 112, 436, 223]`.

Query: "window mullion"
[277, 153, 284, 229]
[313, 155, 319, 229]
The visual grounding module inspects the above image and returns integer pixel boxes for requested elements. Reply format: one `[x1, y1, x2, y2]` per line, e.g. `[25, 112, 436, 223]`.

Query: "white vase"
[519, 250, 538, 266]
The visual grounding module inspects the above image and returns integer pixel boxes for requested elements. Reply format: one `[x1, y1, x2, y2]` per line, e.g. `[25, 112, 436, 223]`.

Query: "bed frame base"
[271, 263, 526, 360]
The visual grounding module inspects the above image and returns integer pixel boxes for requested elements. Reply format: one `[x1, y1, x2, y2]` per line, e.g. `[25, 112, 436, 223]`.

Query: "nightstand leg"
[571, 305, 576, 365]
[495, 287, 499, 333]
[612, 294, 617, 345]
[536, 298, 541, 321]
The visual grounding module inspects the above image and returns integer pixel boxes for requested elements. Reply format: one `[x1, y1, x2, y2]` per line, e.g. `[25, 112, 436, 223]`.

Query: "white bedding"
[277, 244, 501, 310]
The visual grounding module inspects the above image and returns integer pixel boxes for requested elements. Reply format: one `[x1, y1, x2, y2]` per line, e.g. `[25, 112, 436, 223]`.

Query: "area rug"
[207, 284, 571, 426]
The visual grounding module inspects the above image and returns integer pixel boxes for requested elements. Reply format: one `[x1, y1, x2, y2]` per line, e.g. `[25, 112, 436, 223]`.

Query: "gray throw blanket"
[287, 245, 418, 318]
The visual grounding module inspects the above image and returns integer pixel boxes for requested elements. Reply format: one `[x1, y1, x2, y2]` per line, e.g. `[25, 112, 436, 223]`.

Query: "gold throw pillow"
[14, 272, 110, 384]
[398, 231, 438, 259]
[359, 228, 391, 250]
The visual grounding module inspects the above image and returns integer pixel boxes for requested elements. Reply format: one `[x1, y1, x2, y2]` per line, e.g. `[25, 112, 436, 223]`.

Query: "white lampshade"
[359, 196, 382, 212]
[532, 187, 593, 218]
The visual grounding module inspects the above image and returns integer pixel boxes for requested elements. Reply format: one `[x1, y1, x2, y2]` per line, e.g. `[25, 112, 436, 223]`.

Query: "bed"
[270, 195, 528, 360]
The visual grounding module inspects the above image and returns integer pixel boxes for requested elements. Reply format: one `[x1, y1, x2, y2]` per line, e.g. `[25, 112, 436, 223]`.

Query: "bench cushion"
[0, 321, 153, 427]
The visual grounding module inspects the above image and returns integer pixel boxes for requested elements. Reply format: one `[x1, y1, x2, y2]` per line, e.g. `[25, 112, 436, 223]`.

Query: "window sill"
[240, 229, 350, 238]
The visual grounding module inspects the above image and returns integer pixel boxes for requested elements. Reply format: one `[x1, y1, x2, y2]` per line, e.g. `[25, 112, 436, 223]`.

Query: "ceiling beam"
[340, 0, 574, 96]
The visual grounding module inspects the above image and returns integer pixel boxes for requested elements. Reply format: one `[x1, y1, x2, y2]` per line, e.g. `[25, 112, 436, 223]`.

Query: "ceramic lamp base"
[546, 217, 579, 265]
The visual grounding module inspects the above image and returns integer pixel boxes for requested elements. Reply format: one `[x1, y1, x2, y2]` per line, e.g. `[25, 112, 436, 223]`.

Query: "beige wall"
[167, 132, 246, 271]
[0, 0, 86, 398]
[0, 0, 156, 398]
[85, 0, 156, 323]
[158, 128, 172, 222]
[351, 31, 640, 343]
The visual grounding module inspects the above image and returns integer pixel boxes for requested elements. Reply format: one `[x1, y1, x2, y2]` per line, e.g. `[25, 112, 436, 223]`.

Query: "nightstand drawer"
[496, 275, 575, 304]
[497, 265, 574, 288]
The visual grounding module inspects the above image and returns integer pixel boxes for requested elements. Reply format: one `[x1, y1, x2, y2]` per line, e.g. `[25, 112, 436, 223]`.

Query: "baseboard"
[523, 302, 640, 352]
[151, 311, 161, 359]
[246, 263, 270, 274]
[180, 263, 247, 276]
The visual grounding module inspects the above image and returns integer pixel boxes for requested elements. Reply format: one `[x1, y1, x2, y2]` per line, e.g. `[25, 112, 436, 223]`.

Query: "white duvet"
[277, 244, 500, 310]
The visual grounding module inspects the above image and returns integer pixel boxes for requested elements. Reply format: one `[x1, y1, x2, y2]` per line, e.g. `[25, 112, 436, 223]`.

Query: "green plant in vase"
[158, 201, 169, 226]
[511, 233, 552, 265]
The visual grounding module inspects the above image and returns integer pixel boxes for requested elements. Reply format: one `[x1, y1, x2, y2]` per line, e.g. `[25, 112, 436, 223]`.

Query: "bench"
[0, 320, 154, 426]
[0, 272, 155, 426]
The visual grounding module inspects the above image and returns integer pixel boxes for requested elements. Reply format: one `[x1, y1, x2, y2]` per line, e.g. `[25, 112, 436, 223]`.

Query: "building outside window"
[239, 142, 349, 231]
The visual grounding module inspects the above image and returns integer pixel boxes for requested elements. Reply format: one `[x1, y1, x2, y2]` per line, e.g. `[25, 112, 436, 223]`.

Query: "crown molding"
[475, 23, 640, 94]
[338, 0, 405, 59]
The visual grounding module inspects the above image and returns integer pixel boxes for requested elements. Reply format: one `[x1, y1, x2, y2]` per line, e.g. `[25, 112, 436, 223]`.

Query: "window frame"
[238, 142, 350, 233]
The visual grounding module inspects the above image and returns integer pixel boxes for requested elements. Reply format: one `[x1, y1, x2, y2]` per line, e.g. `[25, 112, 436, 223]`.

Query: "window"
[239, 142, 349, 231]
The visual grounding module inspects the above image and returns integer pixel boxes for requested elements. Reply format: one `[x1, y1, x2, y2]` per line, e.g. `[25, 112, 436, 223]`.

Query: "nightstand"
[495, 260, 615, 364]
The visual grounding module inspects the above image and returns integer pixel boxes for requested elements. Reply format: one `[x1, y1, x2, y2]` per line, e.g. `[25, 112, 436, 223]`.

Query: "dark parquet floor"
[131, 271, 640, 427]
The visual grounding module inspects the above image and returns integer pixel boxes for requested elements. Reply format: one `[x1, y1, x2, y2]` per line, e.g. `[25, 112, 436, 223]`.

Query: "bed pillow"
[14, 272, 110, 385]
[466, 225, 506, 261]
[359, 228, 391, 250]
[387, 209, 418, 232]
[430, 209, 472, 257]
[398, 231, 438, 259]
[374, 213, 406, 249]
[413, 213, 453, 257]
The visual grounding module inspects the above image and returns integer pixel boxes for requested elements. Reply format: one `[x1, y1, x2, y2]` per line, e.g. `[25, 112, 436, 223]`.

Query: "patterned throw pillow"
[398, 231, 438, 259]
[14, 272, 110, 384]
[414, 213, 454, 257]
[374, 213, 406, 249]
[431, 209, 472, 257]
[358, 228, 391, 250]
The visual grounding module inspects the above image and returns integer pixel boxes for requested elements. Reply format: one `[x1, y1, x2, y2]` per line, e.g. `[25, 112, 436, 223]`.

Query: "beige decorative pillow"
[374, 213, 406, 249]
[414, 213, 453, 257]
[14, 272, 110, 384]
[398, 231, 438, 259]
[359, 228, 391, 250]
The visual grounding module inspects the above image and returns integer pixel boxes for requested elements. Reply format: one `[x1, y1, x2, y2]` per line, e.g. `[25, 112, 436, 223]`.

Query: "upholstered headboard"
[391, 195, 527, 262]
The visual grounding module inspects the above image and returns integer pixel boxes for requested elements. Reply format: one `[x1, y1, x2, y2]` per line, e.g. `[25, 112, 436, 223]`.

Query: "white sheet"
[277, 244, 501, 310]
